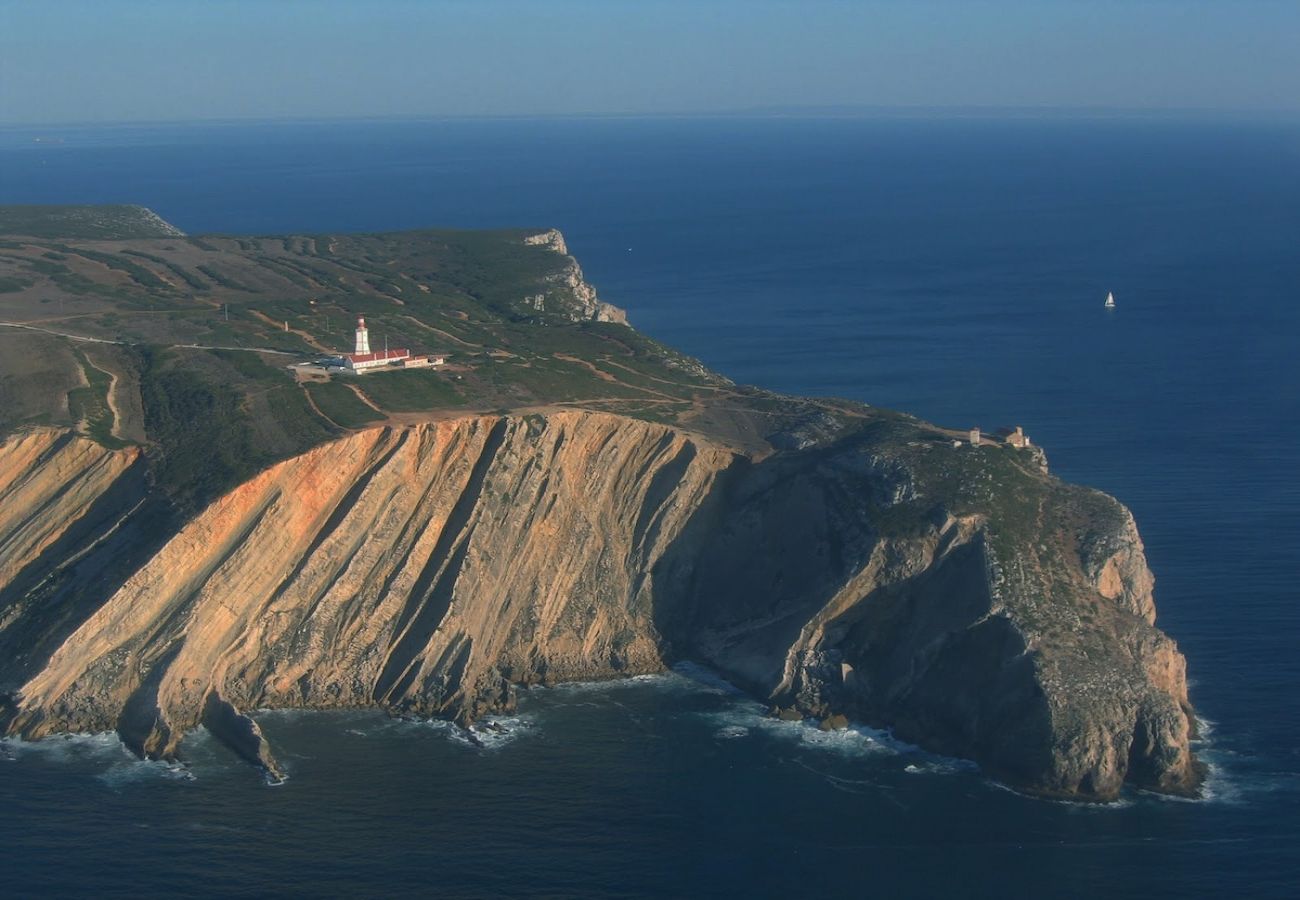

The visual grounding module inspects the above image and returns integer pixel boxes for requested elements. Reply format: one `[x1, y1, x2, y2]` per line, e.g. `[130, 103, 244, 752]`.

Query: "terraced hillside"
[1, 205, 837, 510]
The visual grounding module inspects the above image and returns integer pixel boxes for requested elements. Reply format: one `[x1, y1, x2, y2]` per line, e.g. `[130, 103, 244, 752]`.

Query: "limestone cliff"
[0, 430, 140, 596]
[524, 229, 628, 324]
[0, 413, 1201, 800]
[0, 431, 164, 701]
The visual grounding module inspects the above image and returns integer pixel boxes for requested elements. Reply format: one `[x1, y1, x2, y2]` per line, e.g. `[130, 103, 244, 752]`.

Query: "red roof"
[345, 348, 410, 364]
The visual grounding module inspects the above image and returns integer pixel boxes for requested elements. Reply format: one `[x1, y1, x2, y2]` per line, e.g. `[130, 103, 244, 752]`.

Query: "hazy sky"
[2, 0, 1297, 124]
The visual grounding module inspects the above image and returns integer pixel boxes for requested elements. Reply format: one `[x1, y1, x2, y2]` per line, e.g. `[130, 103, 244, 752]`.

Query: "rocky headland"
[0, 206, 1203, 800]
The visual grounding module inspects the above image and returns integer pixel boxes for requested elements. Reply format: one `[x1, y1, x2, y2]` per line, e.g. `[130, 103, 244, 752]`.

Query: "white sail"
[1105, 291, 1116, 308]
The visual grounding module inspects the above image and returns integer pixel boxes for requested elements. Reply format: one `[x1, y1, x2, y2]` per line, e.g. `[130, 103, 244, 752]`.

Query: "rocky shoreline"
[0, 412, 1202, 801]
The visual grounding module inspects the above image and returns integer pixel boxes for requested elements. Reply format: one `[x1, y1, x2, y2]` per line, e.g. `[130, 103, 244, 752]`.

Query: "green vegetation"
[304, 381, 384, 429]
[207, 348, 283, 380]
[49, 244, 171, 291]
[51, 270, 123, 300]
[65, 348, 125, 448]
[136, 346, 335, 513]
[0, 275, 33, 293]
[195, 264, 253, 291]
[0, 203, 880, 512]
[121, 249, 209, 290]
[877, 426, 1053, 583]
[204, 349, 336, 446]
[0, 205, 181, 240]
[250, 255, 313, 288]
[137, 346, 260, 514]
[355, 370, 465, 412]
[27, 258, 66, 276]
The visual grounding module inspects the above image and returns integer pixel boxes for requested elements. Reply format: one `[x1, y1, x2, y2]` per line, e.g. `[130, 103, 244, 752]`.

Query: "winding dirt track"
[0, 320, 298, 356]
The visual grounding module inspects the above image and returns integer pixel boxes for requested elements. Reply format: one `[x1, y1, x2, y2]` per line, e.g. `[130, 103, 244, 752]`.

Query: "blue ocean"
[1, 116, 1298, 898]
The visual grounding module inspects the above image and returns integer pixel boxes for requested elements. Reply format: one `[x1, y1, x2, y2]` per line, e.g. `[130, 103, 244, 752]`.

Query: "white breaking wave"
[462, 714, 537, 751]
[2, 730, 123, 759]
[389, 712, 539, 752]
[548, 672, 678, 695]
[790, 720, 908, 756]
[1192, 715, 1216, 742]
[1, 731, 197, 785]
[902, 759, 977, 777]
[424, 714, 538, 751]
[982, 777, 1138, 810]
[98, 755, 196, 788]
[695, 695, 986, 789]
[538, 662, 752, 699]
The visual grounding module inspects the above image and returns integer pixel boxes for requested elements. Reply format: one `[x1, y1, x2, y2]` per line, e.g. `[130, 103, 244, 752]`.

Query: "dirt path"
[299, 384, 341, 429]
[0, 321, 299, 356]
[599, 357, 730, 393]
[82, 354, 123, 440]
[554, 396, 680, 407]
[84, 344, 147, 443]
[552, 353, 685, 401]
[344, 383, 385, 413]
[247, 309, 334, 353]
[0, 321, 122, 345]
[553, 353, 619, 383]
[399, 316, 482, 349]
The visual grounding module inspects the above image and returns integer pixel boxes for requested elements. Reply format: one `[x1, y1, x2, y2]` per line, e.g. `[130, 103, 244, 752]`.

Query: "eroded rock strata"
[0, 412, 1202, 800]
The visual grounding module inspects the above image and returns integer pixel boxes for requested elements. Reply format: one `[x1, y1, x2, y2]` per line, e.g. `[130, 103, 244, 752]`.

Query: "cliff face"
[0, 413, 1201, 800]
[524, 228, 628, 324]
[0, 430, 152, 684]
[0, 430, 140, 594]
[4, 415, 730, 775]
[669, 440, 1201, 799]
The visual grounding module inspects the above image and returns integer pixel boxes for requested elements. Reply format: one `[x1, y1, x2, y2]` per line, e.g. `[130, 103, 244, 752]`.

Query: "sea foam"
[1, 731, 197, 785]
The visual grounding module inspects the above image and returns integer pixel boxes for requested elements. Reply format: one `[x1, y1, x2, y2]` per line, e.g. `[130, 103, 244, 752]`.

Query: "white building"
[343, 316, 410, 371]
[336, 315, 445, 372]
[354, 315, 371, 355]
[344, 348, 412, 371]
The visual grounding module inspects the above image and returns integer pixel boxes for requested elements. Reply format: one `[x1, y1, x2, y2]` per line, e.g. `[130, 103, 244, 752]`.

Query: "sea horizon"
[2, 114, 1298, 897]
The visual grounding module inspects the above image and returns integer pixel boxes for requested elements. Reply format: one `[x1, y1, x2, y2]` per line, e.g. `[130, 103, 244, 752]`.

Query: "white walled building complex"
[332, 316, 445, 372]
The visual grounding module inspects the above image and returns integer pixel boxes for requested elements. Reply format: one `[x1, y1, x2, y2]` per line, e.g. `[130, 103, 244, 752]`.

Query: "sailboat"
[1104, 291, 1116, 309]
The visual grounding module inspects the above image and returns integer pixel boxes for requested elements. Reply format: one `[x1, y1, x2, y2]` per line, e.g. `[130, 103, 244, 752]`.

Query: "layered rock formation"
[0, 430, 139, 594]
[524, 227, 628, 324]
[3, 415, 728, 778]
[0, 412, 1201, 799]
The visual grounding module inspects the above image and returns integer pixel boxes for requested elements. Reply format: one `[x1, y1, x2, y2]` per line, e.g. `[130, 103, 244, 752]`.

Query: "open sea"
[1, 115, 1298, 898]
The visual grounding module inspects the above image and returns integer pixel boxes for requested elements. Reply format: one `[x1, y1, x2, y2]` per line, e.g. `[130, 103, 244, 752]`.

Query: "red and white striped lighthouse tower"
[354, 316, 371, 355]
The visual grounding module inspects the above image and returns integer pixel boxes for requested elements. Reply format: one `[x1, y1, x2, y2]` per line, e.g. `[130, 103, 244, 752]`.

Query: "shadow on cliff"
[651, 427, 891, 686]
[373, 419, 508, 707]
[648, 425, 1055, 791]
[0, 457, 174, 694]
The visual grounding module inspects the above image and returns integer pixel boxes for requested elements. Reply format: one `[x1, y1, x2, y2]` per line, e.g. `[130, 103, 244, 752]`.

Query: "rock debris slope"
[0, 412, 1201, 800]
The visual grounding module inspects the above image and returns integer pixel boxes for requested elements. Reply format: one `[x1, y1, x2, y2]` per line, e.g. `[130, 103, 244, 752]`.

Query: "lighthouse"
[354, 316, 371, 355]
[339, 313, 416, 371]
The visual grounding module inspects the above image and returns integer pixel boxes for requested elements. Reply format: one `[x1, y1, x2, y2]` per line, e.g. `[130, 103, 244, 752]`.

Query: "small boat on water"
[1104, 291, 1116, 309]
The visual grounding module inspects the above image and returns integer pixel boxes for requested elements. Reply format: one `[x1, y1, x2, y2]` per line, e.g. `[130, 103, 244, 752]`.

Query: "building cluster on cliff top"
[324, 316, 446, 373]
[958, 425, 1031, 449]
